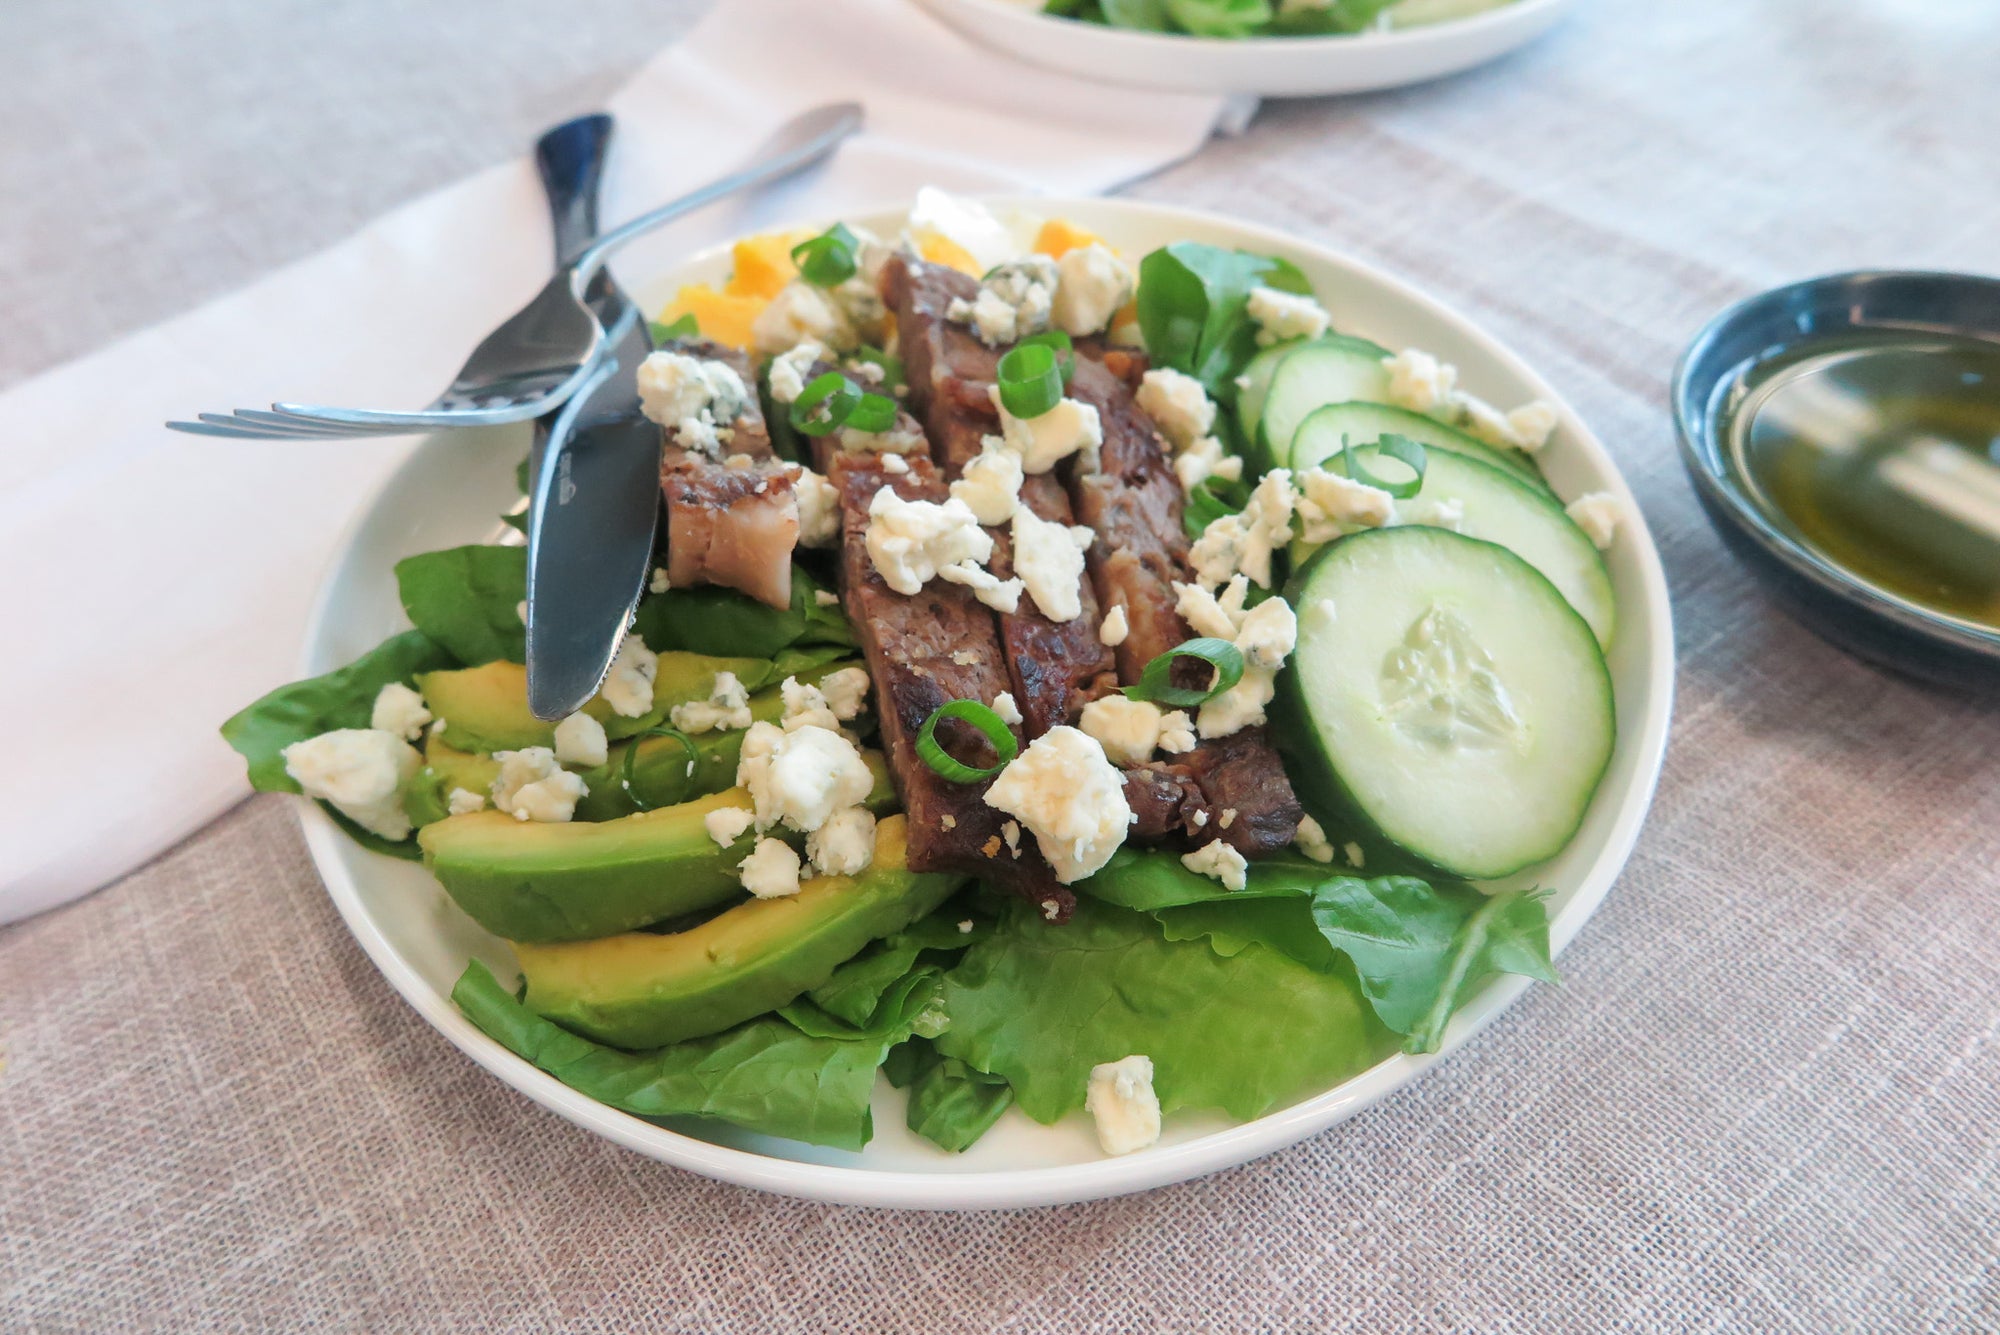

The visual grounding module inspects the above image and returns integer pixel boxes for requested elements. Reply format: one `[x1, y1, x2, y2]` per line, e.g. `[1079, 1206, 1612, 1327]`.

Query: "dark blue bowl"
[1672, 270, 2000, 693]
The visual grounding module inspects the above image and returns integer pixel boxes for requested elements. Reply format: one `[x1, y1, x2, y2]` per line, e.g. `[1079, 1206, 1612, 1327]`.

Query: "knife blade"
[523, 119, 663, 722]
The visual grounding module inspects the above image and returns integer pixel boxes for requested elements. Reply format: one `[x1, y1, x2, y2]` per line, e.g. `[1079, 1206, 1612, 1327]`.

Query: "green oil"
[1725, 332, 2000, 630]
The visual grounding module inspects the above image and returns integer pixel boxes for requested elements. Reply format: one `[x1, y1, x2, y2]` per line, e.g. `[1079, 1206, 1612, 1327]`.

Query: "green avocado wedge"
[418, 651, 773, 754]
[516, 816, 964, 1050]
[419, 754, 895, 943]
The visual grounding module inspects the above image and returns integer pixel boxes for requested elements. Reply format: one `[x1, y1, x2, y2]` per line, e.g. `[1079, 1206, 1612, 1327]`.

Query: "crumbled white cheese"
[489, 747, 588, 824]
[881, 453, 909, 475]
[370, 682, 431, 742]
[1294, 467, 1396, 544]
[446, 787, 487, 816]
[1085, 1055, 1161, 1157]
[670, 670, 752, 734]
[766, 340, 827, 405]
[991, 691, 1023, 726]
[1294, 814, 1336, 864]
[1136, 368, 1216, 451]
[1171, 575, 1295, 741]
[994, 390, 1104, 475]
[814, 589, 841, 607]
[1174, 576, 1248, 641]
[1189, 472, 1296, 590]
[818, 666, 872, 721]
[983, 726, 1133, 883]
[1078, 695, 1164, 767]
[1181, 839, 1248, 892]
[1504, 401, 1561, 452]
[937, 559, 1025, 614]
[779, 675, 843, 734]
[838, 420, 927, 456]
[738, 836, 803, 898]
[1052, 243, 1135, 337]
[1344, 841, 1366, 868]
[791, 467, 842, 548]
[1398, 496, 1467, 532]
[649, 566, 673, 595]
[1000, 820, 1022, 856]
[735, 720, 874, 833]
[806, 805, 877, 877]
[1172, 435, 1244, 495]
[1199, 667, 1277, 740]
[949, 437, 1025, 526]
[636, 351, 752, 455]
[704, 804, 755, 848]
[1246, 285, 1331, 345]
[1098, 604, 1129, 647]
[1157, 710, 1198, 755]
[752, 281, 854, 356]
[599, 637, 658, 719]
[283, 728, 421, 840]
[947, 257, 1057, 347]
[1236, 597, 1298, 671]
[1384, 348, 1459, 417]
[864, 488, 992, 595]
[958, 919, 975, 934]
[551, 711, 608, 768]
[1565, 491, 1623, 549]
[1461, 396, 1561, 453]
[1011, 507, 1094, 623]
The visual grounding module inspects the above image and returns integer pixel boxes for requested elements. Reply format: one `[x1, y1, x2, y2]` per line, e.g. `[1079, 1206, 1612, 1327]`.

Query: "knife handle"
[534, 113, 614, 266]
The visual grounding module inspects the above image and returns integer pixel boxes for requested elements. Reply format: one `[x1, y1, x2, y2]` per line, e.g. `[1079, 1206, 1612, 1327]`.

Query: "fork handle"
[535, 114, 614, 266]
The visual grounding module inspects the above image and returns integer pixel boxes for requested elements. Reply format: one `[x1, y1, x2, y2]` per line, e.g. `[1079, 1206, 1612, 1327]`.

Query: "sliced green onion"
[1018, 329, 1075, 383]
[852, 345, 906, 390]
[791, 223, 860, 287]
[843, 392, 899, 434]
[790, 372, 863, 437]
[1121, 638, 1245, 708]
[1341, 432, 1428, 500]
[996, 342, 1064, 420]
[619, 727, 700, 812]
[916, 701, 1019, 783]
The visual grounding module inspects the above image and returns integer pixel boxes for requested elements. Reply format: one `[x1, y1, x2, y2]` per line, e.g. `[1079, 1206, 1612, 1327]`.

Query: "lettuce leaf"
[394, 544, 528, 665]
[890, 1040, 1015, 1153]
[634, 563, 854, 659]
[1137, 243, 1293, 394]
[220, 629, 456, 793]
[1164, 0, 1271, 36]
[453, 960, 927, 1150]
[936, 897, 1391, 1123]
[805, 912, 992, 1028]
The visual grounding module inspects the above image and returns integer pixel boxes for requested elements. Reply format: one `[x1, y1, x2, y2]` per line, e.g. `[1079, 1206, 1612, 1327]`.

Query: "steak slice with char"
[883, 254, 1115, 737]
[656, 339, 798, 609]
[830, 451, 1071, 918]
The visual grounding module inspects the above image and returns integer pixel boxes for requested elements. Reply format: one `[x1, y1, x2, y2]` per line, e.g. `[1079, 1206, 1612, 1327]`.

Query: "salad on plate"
[1002, 0, 1522, 40]
[224, 188, 1627, 1159]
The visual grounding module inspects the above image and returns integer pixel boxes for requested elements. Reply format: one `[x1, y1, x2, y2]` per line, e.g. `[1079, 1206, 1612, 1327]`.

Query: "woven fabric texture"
[5, 0, 1999, 1330]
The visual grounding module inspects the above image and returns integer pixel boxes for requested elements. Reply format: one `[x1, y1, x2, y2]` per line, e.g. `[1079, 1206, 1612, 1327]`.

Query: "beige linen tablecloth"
[6, 0, 1998, 1329]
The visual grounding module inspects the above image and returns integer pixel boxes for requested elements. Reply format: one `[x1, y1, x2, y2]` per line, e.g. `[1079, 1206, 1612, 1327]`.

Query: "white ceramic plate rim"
[940, 0, 1565, 50]
[297, 196, 1675, 1210]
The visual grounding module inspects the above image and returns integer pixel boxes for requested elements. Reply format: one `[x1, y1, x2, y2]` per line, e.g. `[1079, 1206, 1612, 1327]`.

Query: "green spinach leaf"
[394, 545, 528, 665]
[1136, 243, 1290, 394]
[1164, 0, 1271, 35]
[635, 563, 854, 658]
[1100, 0, 1169, 27]
[220, 629, 455, 793]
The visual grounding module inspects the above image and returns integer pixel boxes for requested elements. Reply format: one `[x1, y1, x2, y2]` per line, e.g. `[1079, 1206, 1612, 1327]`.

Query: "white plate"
[913, 0, 1570, 98]
[298, 197, 1674, 1210]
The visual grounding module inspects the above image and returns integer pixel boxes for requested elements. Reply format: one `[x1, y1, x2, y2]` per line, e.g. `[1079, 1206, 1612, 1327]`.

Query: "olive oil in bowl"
[1726, 333, 2000, 632]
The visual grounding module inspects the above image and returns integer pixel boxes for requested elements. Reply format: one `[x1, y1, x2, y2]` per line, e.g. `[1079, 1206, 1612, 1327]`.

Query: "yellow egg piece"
[917, 233, 983, 277]
[657, 284, 765, 351]
[725, 230, 812, 300]
[1033, 218, 1105, 259]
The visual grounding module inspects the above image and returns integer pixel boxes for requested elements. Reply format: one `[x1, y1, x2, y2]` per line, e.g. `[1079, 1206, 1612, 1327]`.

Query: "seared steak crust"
[657, 339, 794, 607]
[831, 452, 1071, 917]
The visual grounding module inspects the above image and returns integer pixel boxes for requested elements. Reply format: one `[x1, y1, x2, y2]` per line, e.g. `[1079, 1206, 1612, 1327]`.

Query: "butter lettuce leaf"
[888, 1040, 1015, 1153]
[394, 544, 528, 665]
[936, 897, 1391, 1123]
[453, 960, 920, 1151]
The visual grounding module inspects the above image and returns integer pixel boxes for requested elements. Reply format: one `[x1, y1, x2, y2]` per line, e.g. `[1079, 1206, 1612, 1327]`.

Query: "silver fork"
[168, 101, 863, 441]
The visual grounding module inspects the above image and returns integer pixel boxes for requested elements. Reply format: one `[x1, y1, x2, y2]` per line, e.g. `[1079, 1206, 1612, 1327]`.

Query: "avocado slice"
[418, 651, 775, 754]
[419, 754, 897, 943]
[515, 815, 962, 1049]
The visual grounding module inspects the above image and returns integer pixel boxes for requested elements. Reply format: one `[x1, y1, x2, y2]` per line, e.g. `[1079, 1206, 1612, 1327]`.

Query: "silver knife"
[523, 119, 662, 721]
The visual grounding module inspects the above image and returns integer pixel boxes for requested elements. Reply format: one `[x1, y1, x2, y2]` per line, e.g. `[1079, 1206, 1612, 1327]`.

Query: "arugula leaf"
[1101, 0, 1169, 27]
[1311, 878, 1558, 1054]
[937, 897, 1390, 1123]
[1164, 0, 1271, 35]
[634, 563, 854, 658]
[220, 629, 455, 793]
[1136, 243, 1290, 394]
[453, 960, 919, 1151]
[394, 545, 527, 665]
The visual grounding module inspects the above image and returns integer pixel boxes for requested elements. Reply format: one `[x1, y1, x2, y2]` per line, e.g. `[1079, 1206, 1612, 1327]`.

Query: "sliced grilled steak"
[830, 451, 1071, 918]
[656, 339, 796, 608]
[884, 254, 1116, 737]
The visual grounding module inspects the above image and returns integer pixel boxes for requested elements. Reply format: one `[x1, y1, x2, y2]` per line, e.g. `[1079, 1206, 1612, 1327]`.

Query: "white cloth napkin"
[0, 0, 1243, 926]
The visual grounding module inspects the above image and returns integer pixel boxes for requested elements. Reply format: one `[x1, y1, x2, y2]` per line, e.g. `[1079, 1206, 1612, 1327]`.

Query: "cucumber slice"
[1307, 443, 1615, 648]
[1291, 401, 1549, 492]
[1240, 335, 1390, 474]
[1275, 527, 1614, 880]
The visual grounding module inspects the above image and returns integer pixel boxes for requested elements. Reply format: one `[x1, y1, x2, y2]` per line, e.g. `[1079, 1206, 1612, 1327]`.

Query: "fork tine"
[197, 412, 366, 439]
[228, 409, 383, 436]
[166, 420, 319, 441]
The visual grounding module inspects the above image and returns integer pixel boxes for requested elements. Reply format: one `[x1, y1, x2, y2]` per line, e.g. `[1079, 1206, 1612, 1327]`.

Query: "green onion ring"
[1340, 432, 1428, 499]
[1017, 329, 1075, 383]
[996, 342, 1064, 420]
[1121, 638, 1246, 708]
[619, 726, 700, 812]
[790, 223, 859, 287]
[790, 372, 863, 437]
[916, 700, 1019, 783]
[843, 392, 899, 434]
